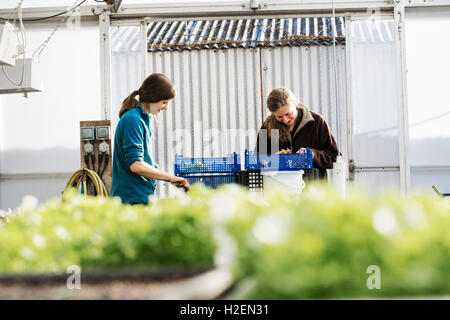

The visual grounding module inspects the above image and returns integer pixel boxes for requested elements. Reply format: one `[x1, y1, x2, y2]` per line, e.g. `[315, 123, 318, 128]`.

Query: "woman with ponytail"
[111, 73, 189, 204]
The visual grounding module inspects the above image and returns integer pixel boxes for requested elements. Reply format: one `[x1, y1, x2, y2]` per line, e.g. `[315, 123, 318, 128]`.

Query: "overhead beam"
[1, 0, 450, 21]
[405, 0, 450, 7]
[110, 1, 396, 18]
[0, 5, 109, 20]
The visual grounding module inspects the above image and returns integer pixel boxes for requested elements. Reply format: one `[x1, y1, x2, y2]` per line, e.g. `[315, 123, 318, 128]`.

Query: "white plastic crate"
[261, 170, 306, 195]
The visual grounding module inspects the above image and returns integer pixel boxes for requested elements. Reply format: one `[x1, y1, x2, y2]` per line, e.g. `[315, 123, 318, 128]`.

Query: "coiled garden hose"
[64, 168, 108, 197]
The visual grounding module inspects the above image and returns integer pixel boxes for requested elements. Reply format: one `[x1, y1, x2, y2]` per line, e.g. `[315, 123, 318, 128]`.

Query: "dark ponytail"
[119, 90, 140, 118]
[119, 73, 176, 118]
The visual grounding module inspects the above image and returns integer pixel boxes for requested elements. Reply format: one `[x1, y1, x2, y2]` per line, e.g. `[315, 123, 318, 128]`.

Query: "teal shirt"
[111, 104, 158, 204]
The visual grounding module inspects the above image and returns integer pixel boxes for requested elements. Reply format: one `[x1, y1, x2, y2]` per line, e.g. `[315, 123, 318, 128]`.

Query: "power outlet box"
[80, 120, 112, 194]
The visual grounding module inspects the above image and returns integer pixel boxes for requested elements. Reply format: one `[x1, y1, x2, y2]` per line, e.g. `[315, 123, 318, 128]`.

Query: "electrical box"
[96, 126, 110, 140]
[80, 120, 113, 194]
[0, 22, 16, 67]
[80, 127, 95, 141]
[0, 58, 43, 94]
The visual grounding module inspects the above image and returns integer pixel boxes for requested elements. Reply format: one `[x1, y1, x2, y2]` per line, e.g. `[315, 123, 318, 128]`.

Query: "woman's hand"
[130, 161, 190, 190]
[297, 148, 313, 159]
[277, 148, 292, 154]
[170, 176, 191, 190]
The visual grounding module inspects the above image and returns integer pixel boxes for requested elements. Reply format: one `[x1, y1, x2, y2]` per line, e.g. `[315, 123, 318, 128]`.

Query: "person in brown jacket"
[255, 87, 339, 178]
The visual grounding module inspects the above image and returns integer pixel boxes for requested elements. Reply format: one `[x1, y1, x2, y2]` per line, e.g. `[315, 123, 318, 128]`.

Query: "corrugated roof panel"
[111, 17, 353, 53]
[300, 18, 306, 35]
[337, 17, 345, 36]
[254, 19, 264, 45]
[291, 18, 297, 36]
[170, 21, 185, 47]
[317, 17, 324, 37]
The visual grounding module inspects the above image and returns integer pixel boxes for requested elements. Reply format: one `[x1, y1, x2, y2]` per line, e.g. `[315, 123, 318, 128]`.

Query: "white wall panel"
[0, 176, 69, 211]
[347, 19, 401, 194]
[0, 22, 101, 210]
[353, 171, 400, 194]
[405, 7, 450, 194]
[349, 19, 399, 168]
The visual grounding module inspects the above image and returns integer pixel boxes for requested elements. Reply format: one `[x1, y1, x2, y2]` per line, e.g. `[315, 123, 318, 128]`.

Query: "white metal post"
[141, 19, 149, 81]
[394, 3, 411, 195]
[100, 11, 112, 121]
[344, 14, 355, 181]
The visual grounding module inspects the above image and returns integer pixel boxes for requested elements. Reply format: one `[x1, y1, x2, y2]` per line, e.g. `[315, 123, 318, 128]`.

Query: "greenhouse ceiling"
[2, 0, 219, 9]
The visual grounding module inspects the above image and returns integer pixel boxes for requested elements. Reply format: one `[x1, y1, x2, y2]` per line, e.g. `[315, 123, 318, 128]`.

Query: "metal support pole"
[100, 11, 112, 121]
[394, 3, 411, 195]
[344, 14, 355, 181]
[140, 19, 149, 81]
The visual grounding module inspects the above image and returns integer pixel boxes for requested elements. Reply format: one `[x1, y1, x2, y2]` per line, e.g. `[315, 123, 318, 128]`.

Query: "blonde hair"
[267, 87, 299, 112]
[264, 87, 301, 145]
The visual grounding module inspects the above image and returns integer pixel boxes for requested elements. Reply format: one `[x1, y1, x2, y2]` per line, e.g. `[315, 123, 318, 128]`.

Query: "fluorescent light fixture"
[0, 58, 43, 94]
[0, 22, 17, 67]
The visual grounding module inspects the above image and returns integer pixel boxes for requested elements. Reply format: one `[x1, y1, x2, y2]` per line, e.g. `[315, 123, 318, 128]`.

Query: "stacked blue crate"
[174, 153, 240, 189]
[245, 148, 313, 171]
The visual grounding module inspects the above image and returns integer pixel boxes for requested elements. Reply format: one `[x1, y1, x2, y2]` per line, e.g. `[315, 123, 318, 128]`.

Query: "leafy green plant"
[0, 188, 216, 274]
[1, 182, 449, 299]
[224, 182, 450, 299]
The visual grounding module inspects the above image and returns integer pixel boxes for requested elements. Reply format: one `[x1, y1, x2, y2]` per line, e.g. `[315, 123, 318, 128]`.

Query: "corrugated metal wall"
[111, 51, 143, 131]
[146, 46, 346, 197]
[147, 48, 262, 197]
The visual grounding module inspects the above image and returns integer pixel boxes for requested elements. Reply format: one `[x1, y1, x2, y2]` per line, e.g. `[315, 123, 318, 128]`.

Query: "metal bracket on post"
[243, 0, 267, 10]
[348, 159, 356, 181]
[99, 10, 112, 121]
[394, 3, 411, 195]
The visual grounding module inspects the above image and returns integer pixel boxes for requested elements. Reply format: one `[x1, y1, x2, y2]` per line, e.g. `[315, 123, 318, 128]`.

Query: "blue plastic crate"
[245, 148, 313, 171]
[180, 173, 237, 189]
[174, 153, 240, 174]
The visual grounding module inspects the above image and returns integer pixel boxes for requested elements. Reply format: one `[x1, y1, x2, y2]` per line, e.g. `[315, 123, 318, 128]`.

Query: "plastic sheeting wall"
[0, 22, 101, 210]
[405, 7, 450, 194]
[347, 19, 401, 193]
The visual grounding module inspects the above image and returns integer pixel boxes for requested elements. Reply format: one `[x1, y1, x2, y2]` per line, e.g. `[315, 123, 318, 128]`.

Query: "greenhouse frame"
[0, 0, 448, 208]
[0, 0, 449, 303]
